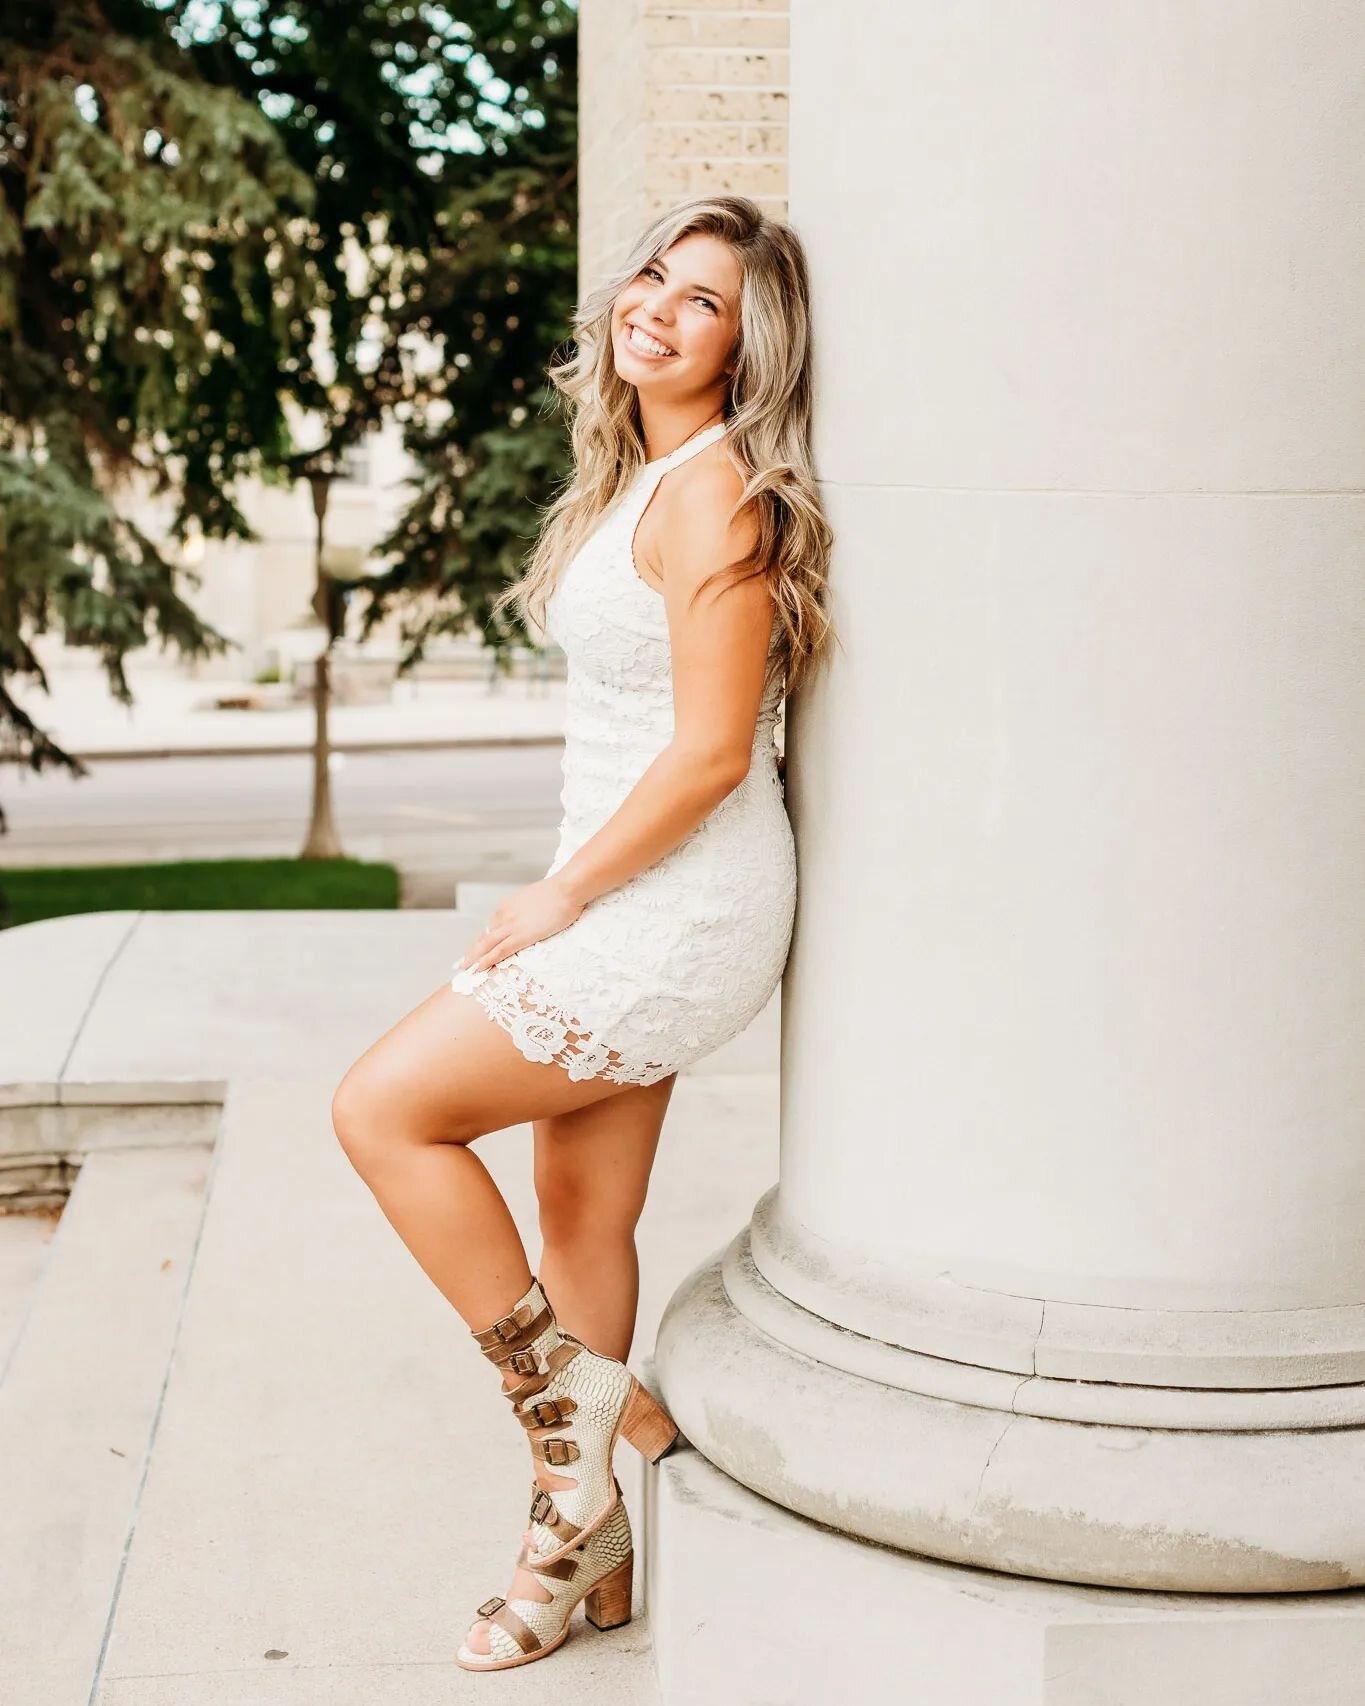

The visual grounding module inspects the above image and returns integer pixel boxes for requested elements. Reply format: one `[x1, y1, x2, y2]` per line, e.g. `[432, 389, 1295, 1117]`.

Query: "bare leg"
[458, 1073, 678, 1656]
[331, 982, 648, 1332]
[533, 1073, 678, 1360]
[333, 982, 672, 1656]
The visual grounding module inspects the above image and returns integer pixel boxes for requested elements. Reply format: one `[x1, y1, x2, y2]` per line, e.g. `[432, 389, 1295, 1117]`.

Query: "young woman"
[332, 193, 835, 1672]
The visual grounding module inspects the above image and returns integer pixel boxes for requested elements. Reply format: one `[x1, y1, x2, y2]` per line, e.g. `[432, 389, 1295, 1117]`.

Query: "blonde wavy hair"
[490, 194, 838, 699]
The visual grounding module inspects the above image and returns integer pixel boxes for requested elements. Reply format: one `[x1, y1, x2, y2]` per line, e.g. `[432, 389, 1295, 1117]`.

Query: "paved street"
[0, 746, 566, 904]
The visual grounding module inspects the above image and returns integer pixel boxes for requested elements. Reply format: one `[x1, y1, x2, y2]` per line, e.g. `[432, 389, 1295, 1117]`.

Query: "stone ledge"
[1, 1099, 225, 1175]
[642, 1438, 1365, 1706]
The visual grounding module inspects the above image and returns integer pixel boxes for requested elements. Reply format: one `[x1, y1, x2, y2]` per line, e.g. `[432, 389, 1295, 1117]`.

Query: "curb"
[59, 733, 566, 763]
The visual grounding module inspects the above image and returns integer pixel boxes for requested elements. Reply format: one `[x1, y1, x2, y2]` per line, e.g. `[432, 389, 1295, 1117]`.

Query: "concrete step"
[0, 1143, 215, 1706]
[91, 1077, 663, 1705]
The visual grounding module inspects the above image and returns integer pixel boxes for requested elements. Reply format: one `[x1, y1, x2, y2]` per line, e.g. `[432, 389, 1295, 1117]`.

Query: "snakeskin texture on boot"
[470, 1276, 678, 1552]
[455, 1480, 635, 1670]
[455, 1276, 679, 1670]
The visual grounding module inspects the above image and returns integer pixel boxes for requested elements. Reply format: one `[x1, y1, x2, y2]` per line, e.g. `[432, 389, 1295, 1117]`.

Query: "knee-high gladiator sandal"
[456, 1276, 679, 1671]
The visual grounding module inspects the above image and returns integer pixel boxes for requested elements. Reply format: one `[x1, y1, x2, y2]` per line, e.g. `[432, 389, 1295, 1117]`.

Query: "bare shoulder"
[652, 445, 761, 598]
[667, 441, 751, 521]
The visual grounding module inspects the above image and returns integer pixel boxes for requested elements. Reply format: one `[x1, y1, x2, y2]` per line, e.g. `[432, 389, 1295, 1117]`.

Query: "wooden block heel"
[584, 1553, 634, 1631]
[618, 1375, 680, 1463]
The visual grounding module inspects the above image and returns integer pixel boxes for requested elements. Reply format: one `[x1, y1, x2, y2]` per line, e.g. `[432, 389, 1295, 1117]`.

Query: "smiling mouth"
[625, 323, 677, 358]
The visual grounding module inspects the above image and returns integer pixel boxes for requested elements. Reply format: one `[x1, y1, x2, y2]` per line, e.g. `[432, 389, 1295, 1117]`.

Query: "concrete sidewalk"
[9, 659, 566, 761]
[0, 909, 780, 1705]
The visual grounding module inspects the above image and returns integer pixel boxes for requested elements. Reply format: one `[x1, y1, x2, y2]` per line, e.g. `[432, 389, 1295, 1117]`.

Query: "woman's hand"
[454, 875, 586, 975]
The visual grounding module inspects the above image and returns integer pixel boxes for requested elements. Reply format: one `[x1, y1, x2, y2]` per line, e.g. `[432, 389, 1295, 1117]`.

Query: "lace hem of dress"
[449, 958, 675, 1088]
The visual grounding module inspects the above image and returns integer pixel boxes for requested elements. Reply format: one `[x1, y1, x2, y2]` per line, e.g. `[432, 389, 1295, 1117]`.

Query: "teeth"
[628, 324, 674, 357]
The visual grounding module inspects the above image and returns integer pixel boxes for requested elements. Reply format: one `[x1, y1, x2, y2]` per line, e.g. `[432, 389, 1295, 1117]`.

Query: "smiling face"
[610, 230, 742, 395]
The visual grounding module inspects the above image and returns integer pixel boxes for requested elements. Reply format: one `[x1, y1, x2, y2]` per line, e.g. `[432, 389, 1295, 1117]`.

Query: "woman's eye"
[641, 264, 714, 310]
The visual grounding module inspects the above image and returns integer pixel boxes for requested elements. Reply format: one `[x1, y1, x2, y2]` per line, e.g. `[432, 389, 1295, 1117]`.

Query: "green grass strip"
[0, 857, 401, 926]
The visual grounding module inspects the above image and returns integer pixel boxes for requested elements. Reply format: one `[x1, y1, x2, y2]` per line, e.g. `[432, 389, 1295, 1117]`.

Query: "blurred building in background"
[136, 420, 416, 687]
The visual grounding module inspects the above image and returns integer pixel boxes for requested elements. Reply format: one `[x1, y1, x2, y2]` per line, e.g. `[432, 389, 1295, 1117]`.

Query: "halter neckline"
[641, 419, 727, 471]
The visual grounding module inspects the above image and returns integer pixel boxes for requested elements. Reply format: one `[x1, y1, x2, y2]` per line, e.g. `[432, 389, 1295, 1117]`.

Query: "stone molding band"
[748, 1186, 1365, 1418]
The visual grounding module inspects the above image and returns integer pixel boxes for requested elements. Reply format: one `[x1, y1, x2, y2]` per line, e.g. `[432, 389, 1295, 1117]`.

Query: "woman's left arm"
[456, 463, 775, 975]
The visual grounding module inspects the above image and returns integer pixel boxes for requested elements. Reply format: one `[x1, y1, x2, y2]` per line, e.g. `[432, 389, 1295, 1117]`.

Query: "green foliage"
[181, 0, 581, 656]
[358, 149, 580, 657]
[0, 0, 321, 787]
[0, 447, 230, 780]
[1, 0, 578, 803]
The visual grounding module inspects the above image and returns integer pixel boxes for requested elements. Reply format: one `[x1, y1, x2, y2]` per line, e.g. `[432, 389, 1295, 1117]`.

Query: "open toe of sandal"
[454, 1480, 635, 1673]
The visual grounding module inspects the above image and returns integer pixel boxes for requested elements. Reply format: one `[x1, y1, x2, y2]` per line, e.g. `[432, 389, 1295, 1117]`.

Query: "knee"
[537, 1183, 643, 1251]
[332, 1060, 482, 1176]
[331, 1064, 382, 1173]
[331, 1061, 412, 1177]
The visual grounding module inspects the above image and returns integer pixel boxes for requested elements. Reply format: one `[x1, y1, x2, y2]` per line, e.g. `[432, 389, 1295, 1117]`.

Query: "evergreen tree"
[0, 0, 320, 798]
[0, 0, 577, 828]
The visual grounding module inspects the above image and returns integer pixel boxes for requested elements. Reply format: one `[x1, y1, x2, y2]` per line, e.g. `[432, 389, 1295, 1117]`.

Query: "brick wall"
[578, 0, 790, 297]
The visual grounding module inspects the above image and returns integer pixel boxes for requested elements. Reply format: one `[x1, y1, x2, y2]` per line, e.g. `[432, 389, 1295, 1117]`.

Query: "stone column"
[656, 0, 1365, 1617]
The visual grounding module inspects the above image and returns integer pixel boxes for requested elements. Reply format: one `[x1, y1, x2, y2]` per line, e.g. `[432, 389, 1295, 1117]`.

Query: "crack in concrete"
[967, 1300, 1046, 1524]
[84, 1122, 227, 1706]
[58, 911, 144, 1089]
[968, 1409, 1019, 1523]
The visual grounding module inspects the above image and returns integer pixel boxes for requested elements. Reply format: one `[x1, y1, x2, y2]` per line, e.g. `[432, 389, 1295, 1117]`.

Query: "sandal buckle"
[494, 1309, 527, 1342]
[529, 1488, 555, 1525]
[540, 1437, 579, 1466]
[505, 1349, 540, 1376]
[476, 1596, 506, 1618]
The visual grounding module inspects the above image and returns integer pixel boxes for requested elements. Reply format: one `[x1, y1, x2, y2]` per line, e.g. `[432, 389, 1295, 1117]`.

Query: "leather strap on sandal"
[528, 1485, 584, 1548]
[521, 1474, 624, 1571]
[483, 1336, 583, 1405]
[472, 1302, 553, 1359]
[517, 1395, 578, 1430]
[531, 1435, 581, 1466]
[516, 1541, 580, 1582]
[497, 1337, 582, 1403]
[474, 1596, 541, 1655]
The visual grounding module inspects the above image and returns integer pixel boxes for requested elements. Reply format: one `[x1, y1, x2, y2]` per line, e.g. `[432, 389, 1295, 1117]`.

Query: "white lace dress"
[449, 419, 796, 1086]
